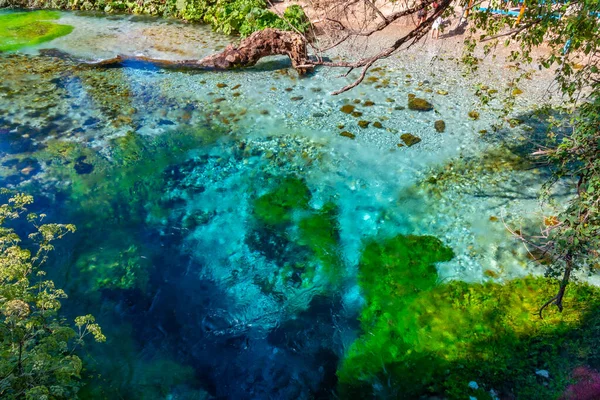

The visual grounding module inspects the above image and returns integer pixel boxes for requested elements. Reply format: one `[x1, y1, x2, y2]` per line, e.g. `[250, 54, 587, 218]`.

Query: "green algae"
[77, 241, 150, 291]
[79, 322, 203, 400]
[253, 176, 311, 226]
[338, 234, 600, 399]
[297, 202, 342, 279]
[25, 125, 225, 294]
[0, 11, 73, 52]
[250, 176, 346, 290]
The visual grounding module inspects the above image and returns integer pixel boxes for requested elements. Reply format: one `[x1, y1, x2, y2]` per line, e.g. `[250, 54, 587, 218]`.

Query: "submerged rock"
[434, 120, 446, 133]
[340, 104, 355, 114]
[400, 133, 421, 147]
[408, 97, 434, 111]
[373, 121, 383, 129]
[468, 110, 480, 120]
[15, 157, 41, 177]
[340, 131, 356, 139]
[358, 120, 370, 129]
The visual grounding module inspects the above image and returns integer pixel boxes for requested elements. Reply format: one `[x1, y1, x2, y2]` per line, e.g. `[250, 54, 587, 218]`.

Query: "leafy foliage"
[464, 0, 600, 312]
[469, 0, 599, 98]
[0, 190, 104, 399]
[1, 0, 309, 37]
[195, 0, 310, 36]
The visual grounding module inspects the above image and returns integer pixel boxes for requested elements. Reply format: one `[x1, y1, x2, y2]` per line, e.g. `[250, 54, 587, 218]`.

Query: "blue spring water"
[0, 10, 559, 399]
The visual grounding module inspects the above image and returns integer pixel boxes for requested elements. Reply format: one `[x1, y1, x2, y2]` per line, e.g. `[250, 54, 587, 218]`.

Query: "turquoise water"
[0, 10, 560, 398]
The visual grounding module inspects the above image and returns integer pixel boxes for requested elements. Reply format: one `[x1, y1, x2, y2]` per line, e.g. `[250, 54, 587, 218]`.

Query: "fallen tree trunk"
[85, 28, 313, 74]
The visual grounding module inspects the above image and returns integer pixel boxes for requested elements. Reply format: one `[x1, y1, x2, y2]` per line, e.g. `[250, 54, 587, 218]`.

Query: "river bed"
[0, 10, 566, 399]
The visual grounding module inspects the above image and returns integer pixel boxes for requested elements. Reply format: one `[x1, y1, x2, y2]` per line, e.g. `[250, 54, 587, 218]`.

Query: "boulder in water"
[400, 133, 421, 147]
[434, 120, 446, 133]
[408, 97, 433, 111]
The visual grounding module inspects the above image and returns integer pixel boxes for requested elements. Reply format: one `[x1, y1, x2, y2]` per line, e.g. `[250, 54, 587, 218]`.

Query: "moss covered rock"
[297, 202, 342, 277]
[0, 11, 73, 52]
[340, 104, 356, 114]
[338, 234, 600, 399]
[468, 110, 480, 120]
[408, 97, 434, 111]
[434, 120, 446, 133]
[253, 176, 311, 226]
[400, 133, 421, 147]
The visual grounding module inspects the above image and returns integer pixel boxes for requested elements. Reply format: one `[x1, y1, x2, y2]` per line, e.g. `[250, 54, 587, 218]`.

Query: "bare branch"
[331, 59, 376, 95]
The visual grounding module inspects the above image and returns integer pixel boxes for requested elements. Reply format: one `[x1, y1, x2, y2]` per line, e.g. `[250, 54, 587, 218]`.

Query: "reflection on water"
[0, 10, 561, 399]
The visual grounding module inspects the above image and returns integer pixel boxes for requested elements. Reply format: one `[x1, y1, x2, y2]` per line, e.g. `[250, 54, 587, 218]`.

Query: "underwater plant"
[0, 11, 73, 52]
[338, 234, 600, 399]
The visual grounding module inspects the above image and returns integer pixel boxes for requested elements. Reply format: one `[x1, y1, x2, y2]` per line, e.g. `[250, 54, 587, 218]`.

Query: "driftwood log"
[86, 28, 313, 74]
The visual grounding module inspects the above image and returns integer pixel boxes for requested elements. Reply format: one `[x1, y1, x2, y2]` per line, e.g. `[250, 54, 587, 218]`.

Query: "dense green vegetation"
[466, 0, 600, 314]
[0, 190, 105, 399]
[0, 11, 73, 51]
[251, 176, 344, 288]
[1, 0, 310, 37]
[338, 235, 600, 399]
[184, 1, 310, 36]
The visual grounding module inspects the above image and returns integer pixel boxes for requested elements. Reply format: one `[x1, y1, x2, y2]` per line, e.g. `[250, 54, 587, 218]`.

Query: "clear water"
[0, 10, 562, 398]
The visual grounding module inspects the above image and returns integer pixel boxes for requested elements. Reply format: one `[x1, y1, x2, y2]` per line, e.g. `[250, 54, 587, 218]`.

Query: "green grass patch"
[0, 11, 73, 52]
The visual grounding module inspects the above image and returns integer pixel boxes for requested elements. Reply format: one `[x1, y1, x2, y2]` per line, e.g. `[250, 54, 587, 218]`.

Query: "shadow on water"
[340, 301, 600, 399]
[464, 107, 576, 205]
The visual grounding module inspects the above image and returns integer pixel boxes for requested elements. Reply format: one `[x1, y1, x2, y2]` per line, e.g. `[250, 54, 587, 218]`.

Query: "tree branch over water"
[85, 0, 453, 95]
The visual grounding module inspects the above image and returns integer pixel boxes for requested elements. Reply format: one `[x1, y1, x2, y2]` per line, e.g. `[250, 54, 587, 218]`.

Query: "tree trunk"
[85, 28, 313, 74]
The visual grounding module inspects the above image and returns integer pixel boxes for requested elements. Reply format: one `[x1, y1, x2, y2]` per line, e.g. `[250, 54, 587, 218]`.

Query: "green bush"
[201, 0, 310, 37]
[2, 0, 309, 37]
[0, 190, 105, 399]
